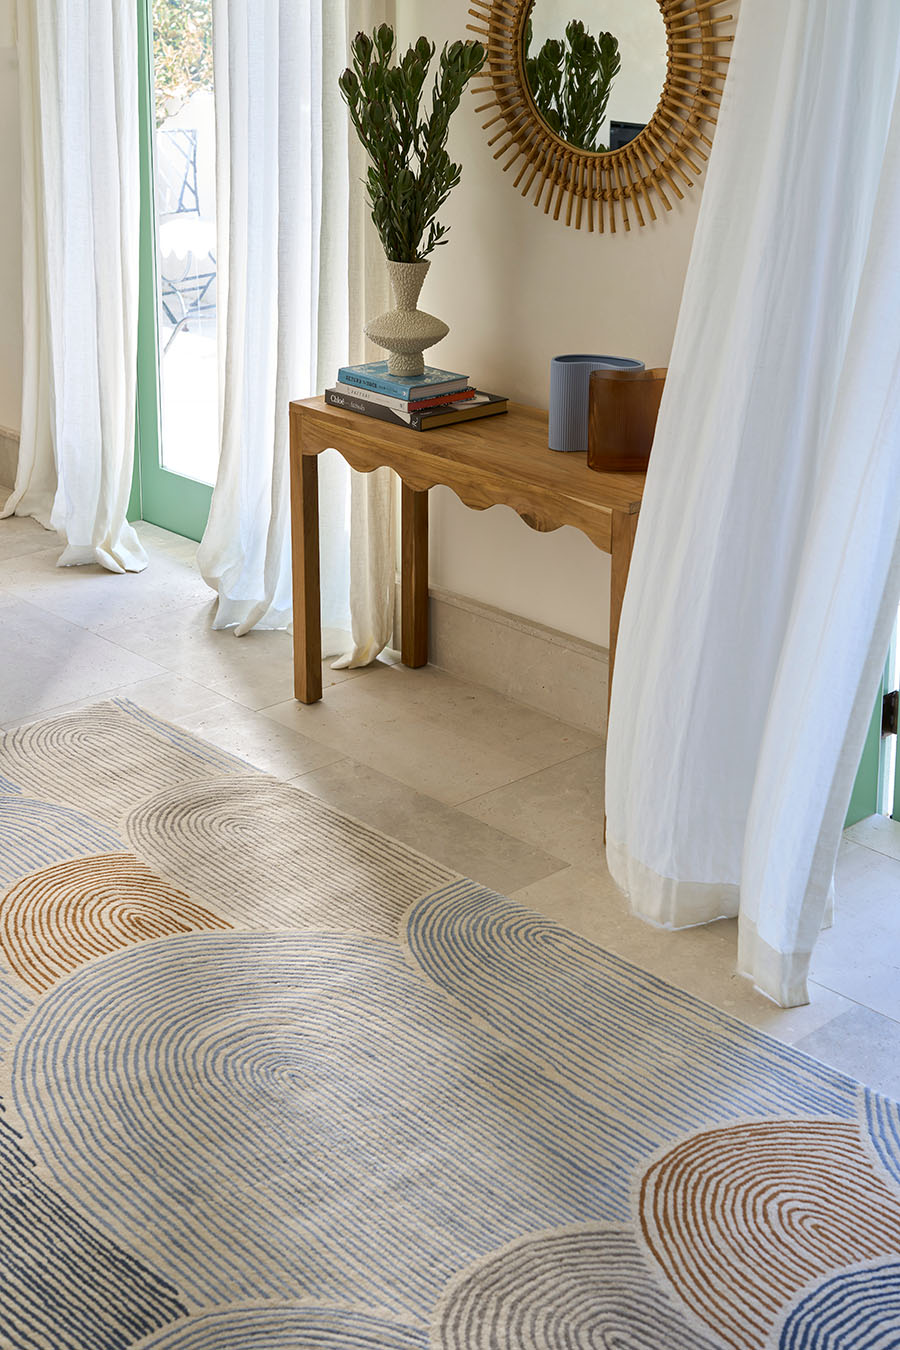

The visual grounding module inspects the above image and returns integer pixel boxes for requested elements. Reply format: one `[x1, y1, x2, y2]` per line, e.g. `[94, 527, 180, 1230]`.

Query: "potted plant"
[339, 26, 485, 377]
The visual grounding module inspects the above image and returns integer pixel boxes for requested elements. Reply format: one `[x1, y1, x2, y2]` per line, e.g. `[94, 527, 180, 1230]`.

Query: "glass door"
[133, 0, 218, 542]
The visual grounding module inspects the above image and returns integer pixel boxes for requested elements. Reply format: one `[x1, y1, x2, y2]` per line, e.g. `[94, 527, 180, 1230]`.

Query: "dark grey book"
[324, 388, 508, 431]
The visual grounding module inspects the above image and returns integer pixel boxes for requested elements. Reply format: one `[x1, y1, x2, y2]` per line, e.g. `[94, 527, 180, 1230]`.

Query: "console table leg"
[401, 482, 429, 668]
[290, 450, 323, 703]
[609, 508, 639, 718]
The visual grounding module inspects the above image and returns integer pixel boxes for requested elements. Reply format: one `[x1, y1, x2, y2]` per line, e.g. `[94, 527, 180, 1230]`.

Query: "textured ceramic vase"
[364, 259, 450, 378]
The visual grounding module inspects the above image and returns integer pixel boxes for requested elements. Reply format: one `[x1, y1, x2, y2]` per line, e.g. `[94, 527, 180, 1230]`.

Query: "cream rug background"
[1, 699, 900, 1348]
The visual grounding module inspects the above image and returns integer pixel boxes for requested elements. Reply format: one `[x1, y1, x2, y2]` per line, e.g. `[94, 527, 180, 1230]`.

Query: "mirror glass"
[523, 0, 667, 154]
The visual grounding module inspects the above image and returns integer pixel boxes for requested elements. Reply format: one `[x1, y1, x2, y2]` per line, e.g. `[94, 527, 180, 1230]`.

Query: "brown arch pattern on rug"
[0, 852, 230, 993]
[639, 1119, 900, 1349]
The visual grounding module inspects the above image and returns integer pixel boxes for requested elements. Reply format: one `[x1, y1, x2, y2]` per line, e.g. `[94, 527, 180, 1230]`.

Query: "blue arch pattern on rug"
[864, 1089, 900, 1194]
[6, 930, 650, 1312]
[0, 795, 123, 889]
[779, 1261, 900, 1347]
[0, 700, 253, 829]
[134, 1305, 427, 1349]
[0, 969, 32, 1056]
[4, 691, 900, 1346]
[0, 1115, 187, 1347]
[404, 881, 860, 1128]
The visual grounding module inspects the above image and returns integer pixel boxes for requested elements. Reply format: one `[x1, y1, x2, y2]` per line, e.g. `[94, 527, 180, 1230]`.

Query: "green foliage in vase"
[524, 18, 620, 154]
[152, 0, 214, 126]
[339, 26, 486, 263]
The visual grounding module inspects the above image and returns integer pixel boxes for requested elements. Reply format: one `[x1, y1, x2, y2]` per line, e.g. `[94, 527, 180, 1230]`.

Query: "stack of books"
[325, 362, 508, 431]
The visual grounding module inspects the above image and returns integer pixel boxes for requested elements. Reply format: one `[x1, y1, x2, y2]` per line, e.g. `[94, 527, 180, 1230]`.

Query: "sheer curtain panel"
[4, 0, 146, 572]
[605, 0, 900, 1007]
[198, 0, 396, 657]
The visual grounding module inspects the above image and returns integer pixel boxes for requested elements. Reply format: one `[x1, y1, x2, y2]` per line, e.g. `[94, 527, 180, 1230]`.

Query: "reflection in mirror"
[523, 0, 667, 153]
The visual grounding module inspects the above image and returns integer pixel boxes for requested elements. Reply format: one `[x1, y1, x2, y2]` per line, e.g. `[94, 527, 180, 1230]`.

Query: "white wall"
[0, 7, 719, 648]
[0, 40, 21, 434]
[395, 0, 708, 645]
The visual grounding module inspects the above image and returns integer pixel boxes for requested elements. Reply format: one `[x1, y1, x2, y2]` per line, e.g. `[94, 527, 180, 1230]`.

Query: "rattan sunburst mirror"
[466, 0, 733, 232]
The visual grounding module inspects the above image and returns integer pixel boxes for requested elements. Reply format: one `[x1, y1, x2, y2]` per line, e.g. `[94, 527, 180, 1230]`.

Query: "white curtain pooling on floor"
[605, 0, 900, 1007]
[199, 0, 396, 656]
[3, 0, 146, 573]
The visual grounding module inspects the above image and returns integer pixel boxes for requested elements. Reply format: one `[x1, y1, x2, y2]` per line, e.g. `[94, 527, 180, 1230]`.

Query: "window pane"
[152, 0, 218, 486]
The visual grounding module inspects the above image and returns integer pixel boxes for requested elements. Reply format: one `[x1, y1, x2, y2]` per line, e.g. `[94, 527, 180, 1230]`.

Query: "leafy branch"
[339, 26, 485, 263]
[152, 0, 214, 127]
[524, 19, 620, 154]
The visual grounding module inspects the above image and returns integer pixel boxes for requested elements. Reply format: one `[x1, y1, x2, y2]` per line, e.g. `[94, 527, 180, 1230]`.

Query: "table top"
[290, 396, 645, 552]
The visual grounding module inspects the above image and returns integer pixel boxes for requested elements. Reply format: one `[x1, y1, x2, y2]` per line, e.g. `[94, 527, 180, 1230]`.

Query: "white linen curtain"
[3, 0, 146, 573]
[605, 0, 900, 1008]
[198, 0, 396, 658]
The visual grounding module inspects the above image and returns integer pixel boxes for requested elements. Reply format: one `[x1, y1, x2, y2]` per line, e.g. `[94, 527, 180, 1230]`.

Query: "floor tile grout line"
[0, 572, 217, 639]
[402, 650, 607, 741]
[253, 700, 601, 799]
[843, 839, 900, 866]
[285, 763, 573, 878]
[254, 658, 605, 745]
[2, 672, 241, 731]
[801, 979, 900, 1034]
[10, 516, 900, 1057]
[449, 745, 605, 811]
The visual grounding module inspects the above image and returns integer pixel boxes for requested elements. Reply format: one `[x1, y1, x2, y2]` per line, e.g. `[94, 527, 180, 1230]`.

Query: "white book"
[332, 380, 471, 412]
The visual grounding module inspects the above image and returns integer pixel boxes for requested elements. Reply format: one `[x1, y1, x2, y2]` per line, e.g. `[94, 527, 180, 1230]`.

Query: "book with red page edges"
[332, 381, 475, 413]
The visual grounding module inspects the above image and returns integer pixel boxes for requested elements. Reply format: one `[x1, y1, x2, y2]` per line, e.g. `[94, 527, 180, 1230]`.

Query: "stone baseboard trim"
[0, 425, 19, 490]
[394, 582, 609, 736]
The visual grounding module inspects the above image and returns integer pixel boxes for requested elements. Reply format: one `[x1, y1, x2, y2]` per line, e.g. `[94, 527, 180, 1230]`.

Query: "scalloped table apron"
[288, 396, 646, 710]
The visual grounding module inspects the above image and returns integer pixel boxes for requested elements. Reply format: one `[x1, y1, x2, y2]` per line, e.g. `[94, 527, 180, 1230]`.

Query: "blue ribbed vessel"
[549, 354, 644, 452]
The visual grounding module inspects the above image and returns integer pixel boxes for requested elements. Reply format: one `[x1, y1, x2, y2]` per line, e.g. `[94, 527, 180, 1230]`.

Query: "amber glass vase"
[587, 367, 667, 473]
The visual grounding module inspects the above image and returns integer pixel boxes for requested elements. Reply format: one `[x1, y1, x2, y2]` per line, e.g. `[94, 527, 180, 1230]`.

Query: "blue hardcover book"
[337, 361, 469, 399]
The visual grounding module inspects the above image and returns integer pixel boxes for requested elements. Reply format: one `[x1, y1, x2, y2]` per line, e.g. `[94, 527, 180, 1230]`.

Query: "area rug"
[2, 700, 900, 1348]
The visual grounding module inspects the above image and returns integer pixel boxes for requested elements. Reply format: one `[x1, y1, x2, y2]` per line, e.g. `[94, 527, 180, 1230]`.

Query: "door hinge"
[883, 690, 899, 738]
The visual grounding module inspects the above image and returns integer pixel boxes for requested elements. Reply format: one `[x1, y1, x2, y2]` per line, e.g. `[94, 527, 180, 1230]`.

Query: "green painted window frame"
[845, 640, 895, 828]
[130, 0, 214, 543]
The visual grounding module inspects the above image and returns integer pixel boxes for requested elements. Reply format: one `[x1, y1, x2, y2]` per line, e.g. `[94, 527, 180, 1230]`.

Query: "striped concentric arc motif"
[434, 1225, 720, 1349]
[0, 851, 230, 992]
[0, 1114, 187, 1348]
[405, 881, 860, 1127]
[0, 700, 249, 826]
[0, 967, 32, 1054]
[864, 1088, 900, 1194]
[639, 1120, 900, 1349]
[0, 794, 122, 888]
[133, 1304, 428, 1349]
[123, 775, 455, 934]
[6, 930, 647, 1309]
[777, 1261, 900, 1349]
[3, 702, 900, 1345]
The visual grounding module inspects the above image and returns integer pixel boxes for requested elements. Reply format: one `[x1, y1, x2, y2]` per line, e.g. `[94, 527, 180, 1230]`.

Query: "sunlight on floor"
[2, 509, 900, 1098]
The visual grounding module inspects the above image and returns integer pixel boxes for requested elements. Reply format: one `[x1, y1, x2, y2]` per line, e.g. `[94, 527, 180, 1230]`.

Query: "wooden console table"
[289, 396, 645, 708]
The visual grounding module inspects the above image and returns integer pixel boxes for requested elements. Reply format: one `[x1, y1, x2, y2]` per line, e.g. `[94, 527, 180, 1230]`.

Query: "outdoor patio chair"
[157, 126, 217, 352]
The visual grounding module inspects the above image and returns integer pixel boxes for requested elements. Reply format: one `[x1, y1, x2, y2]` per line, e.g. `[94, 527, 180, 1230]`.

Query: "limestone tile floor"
[4, 509, 900, 1097]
